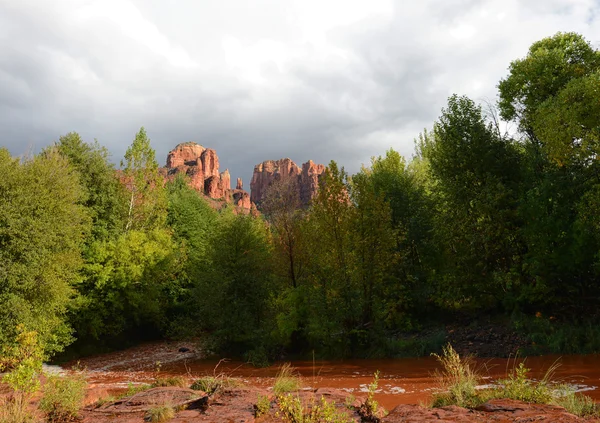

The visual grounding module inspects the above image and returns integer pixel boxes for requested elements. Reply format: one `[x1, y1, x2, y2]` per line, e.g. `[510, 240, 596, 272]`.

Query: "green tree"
[195, 211, 275, 354]
[0, 148, 90, 356]
[262, 178, 306, 289]
[369, 148, 438, 325]
[349, 167, 397, 339]
[74, 228, 176, 342]
[498, 32, 600, 313]
[498, 32, 600, 135]
[163, 176, 218, 338]
[122, 127, 167, 231]
[532, 71, 600, 166]
[55, 132, 127, 240]
[426, 95, 523, 308]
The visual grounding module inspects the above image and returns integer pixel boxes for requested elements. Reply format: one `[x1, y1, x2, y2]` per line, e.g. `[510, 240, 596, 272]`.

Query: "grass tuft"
[151, 376, 186, 388]
[431, 344, 482, 408]
[430, 345, 600, 418]
[273, 363, 301, 395]
[0, 395, 37, 423]
[554, 388, 600, 417]
[189, 375, 239, 395]
[39, 373, 87, 423]
[144, 405, 175, 423]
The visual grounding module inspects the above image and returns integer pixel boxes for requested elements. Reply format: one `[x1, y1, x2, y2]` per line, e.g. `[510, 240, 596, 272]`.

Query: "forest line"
[1, 32, 600, 365]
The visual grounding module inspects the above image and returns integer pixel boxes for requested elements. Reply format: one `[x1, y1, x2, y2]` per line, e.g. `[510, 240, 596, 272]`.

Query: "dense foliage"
[1, 32, 600, 362]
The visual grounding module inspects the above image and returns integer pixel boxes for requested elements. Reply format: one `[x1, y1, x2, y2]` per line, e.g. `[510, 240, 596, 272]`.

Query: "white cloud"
[0, 0, 599, 183]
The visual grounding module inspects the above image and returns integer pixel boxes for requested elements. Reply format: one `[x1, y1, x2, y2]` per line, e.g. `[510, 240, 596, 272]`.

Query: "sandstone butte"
[250, 158, 326, 207]
[161, 142, 252, 211]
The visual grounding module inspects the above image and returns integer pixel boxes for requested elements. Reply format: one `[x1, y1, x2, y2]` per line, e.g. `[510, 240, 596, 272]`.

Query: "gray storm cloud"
[0, 0, 599, 184]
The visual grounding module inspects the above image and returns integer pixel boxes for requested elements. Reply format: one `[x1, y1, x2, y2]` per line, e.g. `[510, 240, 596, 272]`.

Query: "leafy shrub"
[277, 394, 353, 423]
[495, 362, 553, 404]
[273, 363, 301, 395]
[0, 326, 44, 423]
[39, 373, 87, 423]
[254, 394, 271, 418]
[357, 371, 387, 422]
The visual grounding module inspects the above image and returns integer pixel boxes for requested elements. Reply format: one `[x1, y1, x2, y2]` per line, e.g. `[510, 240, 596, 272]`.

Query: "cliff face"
[164, 142, 250, 210]
[250, 158, 326, 207]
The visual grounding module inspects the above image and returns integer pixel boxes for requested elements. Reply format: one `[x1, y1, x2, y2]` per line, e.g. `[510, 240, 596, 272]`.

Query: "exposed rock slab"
[92, 387, 207, 413]
[382, 399, 596, 422]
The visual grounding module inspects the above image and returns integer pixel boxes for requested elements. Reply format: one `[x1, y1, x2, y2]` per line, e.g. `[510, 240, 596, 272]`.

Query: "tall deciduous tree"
[426, 95, 523, 308]
[498, 32, 600, 135]
[55, 132, 128, 240]
[262, 178, 306, 289]
[122, 127, 167, 231]
[0, 148, 90, 357]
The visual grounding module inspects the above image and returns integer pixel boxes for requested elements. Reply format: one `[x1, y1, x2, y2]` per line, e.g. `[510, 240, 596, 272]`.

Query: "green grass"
[430, 344, 600, 418]
[189, 375, 240, 395]
[144, 405, 175, 423]
[431, 344, 482, 408]
[0, 395, 37, 423]
[554, 388, 600, 417]
[39, 373, 87, 423]
[151, 376, 186, 388]
[273, 363, 301, 395]
[277, 394, 353, 423]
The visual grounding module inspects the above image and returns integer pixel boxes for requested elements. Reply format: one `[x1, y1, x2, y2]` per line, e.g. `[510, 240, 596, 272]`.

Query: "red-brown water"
[70, 342, 600, 410]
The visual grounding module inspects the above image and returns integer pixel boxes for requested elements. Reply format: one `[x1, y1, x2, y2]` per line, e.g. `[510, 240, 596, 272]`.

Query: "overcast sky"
[1, 0, 599, 185]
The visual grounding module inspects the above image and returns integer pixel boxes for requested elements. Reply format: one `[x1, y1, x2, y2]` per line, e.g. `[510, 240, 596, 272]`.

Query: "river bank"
[4, 340, 600, 422]
[79, 385, 600, 423]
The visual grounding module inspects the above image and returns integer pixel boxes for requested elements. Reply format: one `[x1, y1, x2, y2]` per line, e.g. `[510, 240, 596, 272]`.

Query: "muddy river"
[68, 342, 600, 410]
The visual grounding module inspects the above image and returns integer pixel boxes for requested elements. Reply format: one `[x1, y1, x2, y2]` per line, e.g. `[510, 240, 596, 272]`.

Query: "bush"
[254, 394, 271, 418]
[0, 326, 44, 423]
[277, 394, 353, 423]
[273, 363, 301, 395]
[495, 362, 553, 404]
[39, 373, 87, 423]
[357, 371, 387, 422]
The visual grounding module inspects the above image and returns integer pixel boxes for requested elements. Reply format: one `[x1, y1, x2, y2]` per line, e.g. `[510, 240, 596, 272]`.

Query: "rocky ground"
[78, 385, 600, 423]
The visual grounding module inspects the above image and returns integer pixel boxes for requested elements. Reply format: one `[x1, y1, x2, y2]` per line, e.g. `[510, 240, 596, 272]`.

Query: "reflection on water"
[74, 347, 600, 410]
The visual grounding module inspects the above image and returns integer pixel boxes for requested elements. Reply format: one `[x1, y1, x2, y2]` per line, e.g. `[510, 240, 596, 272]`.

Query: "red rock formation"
[200, 149, 219, 179]
[166, 143, 205, 168]
[233, 190, 251, 209]
[163, 142, 251, 210]
[250, 158, 325, 207]
[300, 160, 326, 206]
[236, 178, 243, 190]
